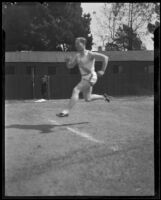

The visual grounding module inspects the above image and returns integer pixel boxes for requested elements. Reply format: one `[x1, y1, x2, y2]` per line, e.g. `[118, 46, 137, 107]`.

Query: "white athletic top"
[76, 50, 96, 76]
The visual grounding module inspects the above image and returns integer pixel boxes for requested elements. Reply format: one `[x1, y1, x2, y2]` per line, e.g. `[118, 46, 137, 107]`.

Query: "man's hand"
[97, 70, 105, 77]
[65, 56, 73, 69]
[65, 56, 72, 63]
[65, 55, 77, 69]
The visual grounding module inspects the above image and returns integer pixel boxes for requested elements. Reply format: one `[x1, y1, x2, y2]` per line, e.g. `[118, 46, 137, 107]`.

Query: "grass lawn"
[5, 96, 154, 196]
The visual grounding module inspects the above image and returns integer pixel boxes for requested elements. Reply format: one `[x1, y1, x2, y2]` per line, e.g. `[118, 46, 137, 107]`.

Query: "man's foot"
[104, 93, 110, 102]
[56, 112, 69, 117]
[35, 99, 46, 103]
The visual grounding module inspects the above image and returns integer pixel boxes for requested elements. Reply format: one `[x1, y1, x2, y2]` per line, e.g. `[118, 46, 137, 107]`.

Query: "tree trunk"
[129, 3, 133, 50]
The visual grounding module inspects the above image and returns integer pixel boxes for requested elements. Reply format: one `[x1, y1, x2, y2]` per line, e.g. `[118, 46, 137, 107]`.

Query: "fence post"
[32, 67, 35, 99]
[47, 75, 50, 100]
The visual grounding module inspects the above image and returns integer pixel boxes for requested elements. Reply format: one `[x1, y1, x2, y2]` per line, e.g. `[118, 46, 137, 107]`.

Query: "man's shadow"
[5, 122, 90, 134]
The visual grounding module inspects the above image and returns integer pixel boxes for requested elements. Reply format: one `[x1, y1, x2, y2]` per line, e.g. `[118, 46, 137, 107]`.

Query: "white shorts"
[82, 72, 97, 86]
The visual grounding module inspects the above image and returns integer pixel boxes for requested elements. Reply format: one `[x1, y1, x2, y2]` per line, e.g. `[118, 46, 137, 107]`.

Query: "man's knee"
[72, 87, 80, 96]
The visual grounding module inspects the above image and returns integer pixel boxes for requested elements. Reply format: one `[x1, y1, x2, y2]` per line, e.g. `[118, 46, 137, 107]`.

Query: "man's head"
[75, 37, 87, 51]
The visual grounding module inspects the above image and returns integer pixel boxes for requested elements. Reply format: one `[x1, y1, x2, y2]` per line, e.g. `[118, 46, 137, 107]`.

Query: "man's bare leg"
[84, 85, 103, 101]
[84, 86, 110, 102]
[88, 94, 105, 101]
[58, 87, 80, 116]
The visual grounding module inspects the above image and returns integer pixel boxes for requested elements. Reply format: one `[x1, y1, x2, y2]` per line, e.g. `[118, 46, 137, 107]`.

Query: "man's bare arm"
[89, 52, 109, 75]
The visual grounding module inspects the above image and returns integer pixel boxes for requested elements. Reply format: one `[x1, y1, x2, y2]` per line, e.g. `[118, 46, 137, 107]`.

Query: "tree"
[93, 3, 124, 49]
[93, 3, 159, 50]
[2, 2, 93, 51]
[105, 42, 119, 51]
[2, 2, 36, 51]
[113, 24, 144, 51]
[147, 3, 160, 40]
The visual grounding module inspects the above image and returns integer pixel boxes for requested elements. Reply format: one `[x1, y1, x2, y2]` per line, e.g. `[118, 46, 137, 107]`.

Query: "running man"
[57, 37, 110, 117]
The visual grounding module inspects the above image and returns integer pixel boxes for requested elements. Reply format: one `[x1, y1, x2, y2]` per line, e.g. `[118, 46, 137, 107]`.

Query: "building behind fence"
[5, 51, 154, 99]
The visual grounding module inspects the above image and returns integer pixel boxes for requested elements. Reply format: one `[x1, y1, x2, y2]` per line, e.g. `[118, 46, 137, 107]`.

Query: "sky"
[81, 3, 154, 51]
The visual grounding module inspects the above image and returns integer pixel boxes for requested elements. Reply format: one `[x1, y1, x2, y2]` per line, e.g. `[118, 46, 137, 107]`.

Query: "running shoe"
[104, 93, 110, 102]
[56, 113, 69, 117]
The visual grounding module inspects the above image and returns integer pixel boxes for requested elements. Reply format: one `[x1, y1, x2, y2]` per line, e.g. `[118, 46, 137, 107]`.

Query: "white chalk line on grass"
[66, 127, 104, 143]
[49, 119, 104, 144]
